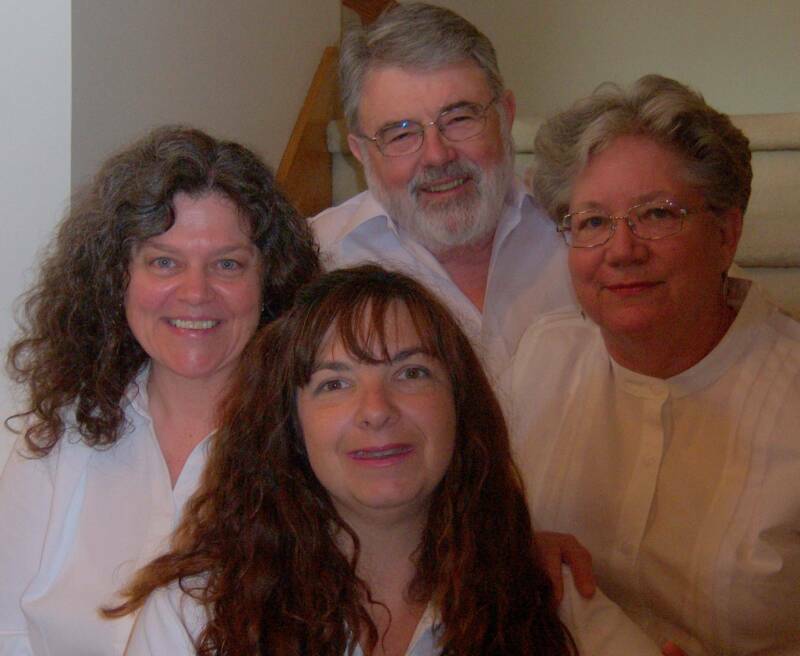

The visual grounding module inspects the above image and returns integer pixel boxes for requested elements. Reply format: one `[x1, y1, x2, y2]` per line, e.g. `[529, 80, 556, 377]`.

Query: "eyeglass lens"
[376, 103, 490, 156]
[564, 200, 686, 247]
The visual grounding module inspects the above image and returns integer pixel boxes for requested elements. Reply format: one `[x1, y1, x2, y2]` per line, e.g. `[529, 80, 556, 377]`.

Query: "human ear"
[718, 207, 743, 272]
[347, 133, 365, 165]
[500, 89, 516, 126]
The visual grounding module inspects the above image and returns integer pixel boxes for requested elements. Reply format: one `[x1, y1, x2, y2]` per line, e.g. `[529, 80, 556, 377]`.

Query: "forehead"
[358, 61, 492, 132]
[571, 135, 696, 208]
[315, 300, 430, 362]
[140, 192, 254, 249]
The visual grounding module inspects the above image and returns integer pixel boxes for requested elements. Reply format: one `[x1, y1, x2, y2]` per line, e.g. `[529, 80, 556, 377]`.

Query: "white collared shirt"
[0, 370, 211, 656]
[124, 569, 661, 655]
[309, 180, 576, 383]
[509, 281, 800, 655]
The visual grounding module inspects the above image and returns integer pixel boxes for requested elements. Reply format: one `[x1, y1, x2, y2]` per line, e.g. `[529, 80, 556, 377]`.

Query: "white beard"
[362, 131, 515, 256]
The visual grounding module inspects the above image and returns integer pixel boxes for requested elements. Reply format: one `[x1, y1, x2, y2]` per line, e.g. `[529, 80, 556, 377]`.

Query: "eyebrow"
[311, 346, 431, 374]
[377, 99, 483, 131]
[136, 241, 257, 257]
[572, 191, 676, 211]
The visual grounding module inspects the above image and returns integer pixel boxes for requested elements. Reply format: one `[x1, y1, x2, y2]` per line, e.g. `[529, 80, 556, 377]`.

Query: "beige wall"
[0, 1, 71, 463]
[433, 0, 800, 116]
[72, 0, 339, 187]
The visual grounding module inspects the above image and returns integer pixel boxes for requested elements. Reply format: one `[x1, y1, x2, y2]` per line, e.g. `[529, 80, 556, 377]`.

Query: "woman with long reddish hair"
[109, 265, 659, 656]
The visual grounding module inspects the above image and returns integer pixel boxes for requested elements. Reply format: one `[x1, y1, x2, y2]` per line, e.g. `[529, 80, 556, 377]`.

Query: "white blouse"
[0, 371, 210, 656]
[510, 282, 800, 655]
[124, 569, 661, 655]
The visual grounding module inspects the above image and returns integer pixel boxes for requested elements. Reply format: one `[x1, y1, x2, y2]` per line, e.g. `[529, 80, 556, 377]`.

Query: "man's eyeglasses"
[359, 95, 499, 157]
[557, 199, 703, 248]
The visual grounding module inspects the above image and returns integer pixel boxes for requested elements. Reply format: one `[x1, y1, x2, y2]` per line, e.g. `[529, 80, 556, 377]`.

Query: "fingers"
[536, 532, 567, 603]
[535, 531, 597, 602]
[560, 534, 595, 599]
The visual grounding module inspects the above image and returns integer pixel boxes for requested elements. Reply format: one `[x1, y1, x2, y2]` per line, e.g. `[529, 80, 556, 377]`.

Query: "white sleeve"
[558, 569, 662, 656]
[125, 584, 206, 656]
[0, 436, 54, 656]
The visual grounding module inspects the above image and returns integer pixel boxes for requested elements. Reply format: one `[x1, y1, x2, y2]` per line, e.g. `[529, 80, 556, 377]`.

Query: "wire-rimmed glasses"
[359, 95, 499, 157]
[557, 198, 702, 248]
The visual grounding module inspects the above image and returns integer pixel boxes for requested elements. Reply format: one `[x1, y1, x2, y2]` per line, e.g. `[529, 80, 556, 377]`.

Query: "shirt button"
[643, 454, 658, 467]
[620, 542, 635, 557]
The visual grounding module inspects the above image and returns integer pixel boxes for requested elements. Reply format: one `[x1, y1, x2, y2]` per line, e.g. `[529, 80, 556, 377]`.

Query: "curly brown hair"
[6, 125, 320, 455]
[107, 265, 576, 656]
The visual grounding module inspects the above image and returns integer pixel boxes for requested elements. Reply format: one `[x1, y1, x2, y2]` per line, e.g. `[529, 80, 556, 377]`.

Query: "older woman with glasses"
[511, 75, 800, 655]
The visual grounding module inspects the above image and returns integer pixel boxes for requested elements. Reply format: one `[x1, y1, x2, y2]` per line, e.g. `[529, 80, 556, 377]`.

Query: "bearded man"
[310, 2, 575, 383]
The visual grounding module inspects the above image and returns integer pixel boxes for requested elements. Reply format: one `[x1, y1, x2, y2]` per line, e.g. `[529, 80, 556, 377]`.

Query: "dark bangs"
[286, 266, 452, 389]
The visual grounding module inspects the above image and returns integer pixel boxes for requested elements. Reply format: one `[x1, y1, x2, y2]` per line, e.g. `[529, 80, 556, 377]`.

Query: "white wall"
[72, 0, 339, 187]
[433, 0, 800, 117]
[2, 1, 337, 466]
[0, 0, 72, 463]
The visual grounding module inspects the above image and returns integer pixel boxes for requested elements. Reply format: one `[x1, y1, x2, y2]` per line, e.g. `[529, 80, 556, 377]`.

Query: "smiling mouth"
[350, 445, 414, 460]
[605, 282, 661, 295]
[169, 319, 220, 330]
[419, 177, 469, 193]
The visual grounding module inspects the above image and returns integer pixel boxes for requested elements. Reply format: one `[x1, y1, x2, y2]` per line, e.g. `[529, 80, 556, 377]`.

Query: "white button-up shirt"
[124, 569, 662, 655]
[0, 371, 210, 656]
[509, 281, 800, 655]
[309, 180, 576, 383]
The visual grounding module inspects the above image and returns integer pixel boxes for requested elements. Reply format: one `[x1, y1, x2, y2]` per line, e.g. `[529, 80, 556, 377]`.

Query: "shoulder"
[307, 191, 379, 246]
[125, 582, 207, 656]
[512, 308, 602, 374]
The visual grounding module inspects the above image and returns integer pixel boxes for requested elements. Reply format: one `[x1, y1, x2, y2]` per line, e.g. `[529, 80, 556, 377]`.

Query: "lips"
[604, 281, 663, 296]
[349, 444, 414, 462]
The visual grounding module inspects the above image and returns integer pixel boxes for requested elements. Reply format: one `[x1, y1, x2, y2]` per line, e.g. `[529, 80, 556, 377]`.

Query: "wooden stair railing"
[276, 46, 339, 218]
[277, 2, 397, 217]
[342, 0, 397, 24]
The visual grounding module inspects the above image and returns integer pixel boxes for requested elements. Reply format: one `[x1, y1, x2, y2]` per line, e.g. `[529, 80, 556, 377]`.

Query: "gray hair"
[530, 74, 752, 221]
[339, 2, 504, 132]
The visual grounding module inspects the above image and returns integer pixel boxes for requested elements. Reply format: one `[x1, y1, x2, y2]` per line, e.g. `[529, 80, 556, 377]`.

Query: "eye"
[575, 214, 609, 232]
[217, 258, 241, 272]
[397, 365, 431, 381]
[314, 378, 350, 394]
[150, 256, 175, 269]
[638, 203, 682, 223]
[380, 121, 421, 145]
[441, 109, 479, 126]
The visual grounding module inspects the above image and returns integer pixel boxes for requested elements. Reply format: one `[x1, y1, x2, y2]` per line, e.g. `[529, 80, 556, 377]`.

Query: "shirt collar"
[124, 364, 152, 419]
[611, 278, 770, 399]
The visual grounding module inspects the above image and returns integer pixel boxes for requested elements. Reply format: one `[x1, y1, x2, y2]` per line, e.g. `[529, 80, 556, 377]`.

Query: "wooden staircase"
[276, 0, 396, 216]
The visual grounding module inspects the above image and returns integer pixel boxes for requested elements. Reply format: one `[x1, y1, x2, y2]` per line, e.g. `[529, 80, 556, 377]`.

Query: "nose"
[418, 125, 455, 167]
[355, 380, 398, 431]
[176, 266, 214, 305]
[604, 219, 648, 266]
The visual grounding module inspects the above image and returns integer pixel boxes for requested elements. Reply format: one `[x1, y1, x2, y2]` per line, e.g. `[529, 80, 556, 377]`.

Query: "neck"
[339, 508, 424, 589]
[433, 230, 495, 312]
[603, 300, 736, 379]
[337, 509, 428, 655]
[146, 367, 227, 484]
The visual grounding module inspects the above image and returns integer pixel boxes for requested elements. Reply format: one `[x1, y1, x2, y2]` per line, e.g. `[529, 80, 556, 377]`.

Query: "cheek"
[228, 278, 263, 323]
[370, 153, 419, 191]
[124, 274, 162, 320]
[568, 251, 598, 293]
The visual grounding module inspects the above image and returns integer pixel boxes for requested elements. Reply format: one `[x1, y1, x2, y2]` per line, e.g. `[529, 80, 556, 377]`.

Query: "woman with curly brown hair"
[0, 125, 320, 655]
[109, 265, 660, 656]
